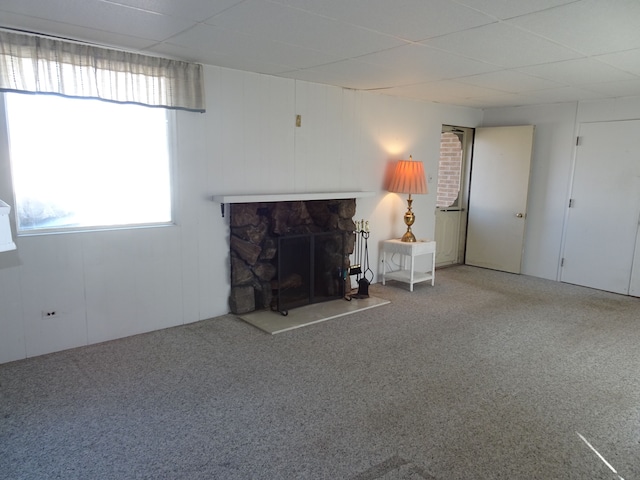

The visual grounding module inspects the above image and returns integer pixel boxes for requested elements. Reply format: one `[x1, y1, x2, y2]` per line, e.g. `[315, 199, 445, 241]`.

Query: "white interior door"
[465, 125, 534, 274]
[561, 120, 640, 295]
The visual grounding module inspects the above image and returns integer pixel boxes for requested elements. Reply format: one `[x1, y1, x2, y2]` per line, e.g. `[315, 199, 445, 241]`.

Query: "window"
[4, 93, 173, 233]
[437, 131, 463, 208]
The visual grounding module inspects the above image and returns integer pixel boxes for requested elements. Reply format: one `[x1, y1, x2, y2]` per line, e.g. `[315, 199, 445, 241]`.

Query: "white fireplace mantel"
[212, 191, 375, 204]
[212, 191, 376, 216]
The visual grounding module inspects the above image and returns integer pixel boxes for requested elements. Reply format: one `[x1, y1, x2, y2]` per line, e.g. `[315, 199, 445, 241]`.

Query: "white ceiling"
[3, 0, 640, 108]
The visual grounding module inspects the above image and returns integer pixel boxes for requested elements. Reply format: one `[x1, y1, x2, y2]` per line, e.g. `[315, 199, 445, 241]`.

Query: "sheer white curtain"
[0, 30, 205, 112]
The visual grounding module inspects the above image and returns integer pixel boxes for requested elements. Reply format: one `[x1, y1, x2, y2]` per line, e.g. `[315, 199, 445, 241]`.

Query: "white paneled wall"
[0, 64, 482, 364]
[294, 82, 357, 192]
[83, 227, 184, 344]
[214, 69, 296, 194]
[0, 259, 25, 361]
[18, 234, 88, 357]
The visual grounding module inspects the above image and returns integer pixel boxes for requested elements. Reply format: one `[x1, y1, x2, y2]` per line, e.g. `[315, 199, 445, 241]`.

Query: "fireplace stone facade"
[229, 199, 357, 314]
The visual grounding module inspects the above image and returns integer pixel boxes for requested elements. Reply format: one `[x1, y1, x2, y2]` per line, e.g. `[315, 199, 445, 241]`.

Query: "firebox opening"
[275, 232, 346, 314]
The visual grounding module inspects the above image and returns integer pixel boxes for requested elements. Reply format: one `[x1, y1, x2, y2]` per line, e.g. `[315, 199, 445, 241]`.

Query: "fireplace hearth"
[228, 199, 356, 314]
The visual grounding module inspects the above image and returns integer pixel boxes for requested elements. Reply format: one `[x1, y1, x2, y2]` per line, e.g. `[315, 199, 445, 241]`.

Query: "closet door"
[561, 120, 640, 295]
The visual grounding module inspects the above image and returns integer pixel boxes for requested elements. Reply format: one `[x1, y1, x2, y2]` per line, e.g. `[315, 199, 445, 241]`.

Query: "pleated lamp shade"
[388, 157, 428, 194]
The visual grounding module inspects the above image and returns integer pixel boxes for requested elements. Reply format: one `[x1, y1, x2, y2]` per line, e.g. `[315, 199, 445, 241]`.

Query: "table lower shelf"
[384, 270, 434, 285]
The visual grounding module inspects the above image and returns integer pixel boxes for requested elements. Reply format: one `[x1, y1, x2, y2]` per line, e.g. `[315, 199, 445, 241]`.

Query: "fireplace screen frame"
[275, 231, 346, 315]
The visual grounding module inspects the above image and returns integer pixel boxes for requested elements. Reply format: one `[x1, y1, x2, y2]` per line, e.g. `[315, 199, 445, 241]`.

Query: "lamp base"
[401, 230, 417, 242]
[401, 194, 417, 242]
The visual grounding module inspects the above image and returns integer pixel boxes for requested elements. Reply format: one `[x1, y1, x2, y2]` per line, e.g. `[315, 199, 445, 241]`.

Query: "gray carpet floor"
[1, 265, 640, 479]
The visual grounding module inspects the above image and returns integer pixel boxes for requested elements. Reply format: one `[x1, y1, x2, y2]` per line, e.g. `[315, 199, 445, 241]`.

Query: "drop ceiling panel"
[384, 81, 550, 108]
[269, 0, 496, 41]
[151, 42, 292, 75]
[159, 24, 343, 71]
[595, 49, 640, 76]
[528, 86, 603, 103]
[508, 0, 640, 56]
[517, 58, 637, 86]
[422, 22, 581, 68]
[357, 44, 500, 82]
[580, 79, 640, 98]
[0, 11, 159, 50]
[281, 68, 352, 90]
[205, 0, 405, 57]
[285, 60, 409, 91]
[385, 80, 506, 102]
[375, 84, 467, 104]
[102, 0, 245, 22]
[462, 93, 545, 108]
[457, 70, 563, 94]
[454, 0, 580, 20]
[0, 0, 193, 41]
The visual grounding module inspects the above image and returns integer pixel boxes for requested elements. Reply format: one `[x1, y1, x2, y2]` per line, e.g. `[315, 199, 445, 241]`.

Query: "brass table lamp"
[388, 156, 428, 242]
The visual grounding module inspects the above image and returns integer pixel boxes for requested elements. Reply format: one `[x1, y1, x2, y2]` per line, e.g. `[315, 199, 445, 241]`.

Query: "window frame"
[0, 93, 178, 236]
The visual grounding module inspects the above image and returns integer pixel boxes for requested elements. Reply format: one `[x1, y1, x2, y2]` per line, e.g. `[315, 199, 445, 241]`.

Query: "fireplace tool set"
[347, 220, 373, 299]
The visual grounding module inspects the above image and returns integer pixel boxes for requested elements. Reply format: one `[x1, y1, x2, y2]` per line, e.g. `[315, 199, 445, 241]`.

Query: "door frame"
[435, 125, 474, 267]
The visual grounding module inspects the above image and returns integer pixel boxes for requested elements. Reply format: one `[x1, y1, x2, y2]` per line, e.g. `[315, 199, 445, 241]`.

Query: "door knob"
[516, 213, 524, 218]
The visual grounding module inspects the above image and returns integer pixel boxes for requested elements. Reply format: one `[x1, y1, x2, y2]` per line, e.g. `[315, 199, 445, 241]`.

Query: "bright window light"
[5, 93, 173, 232]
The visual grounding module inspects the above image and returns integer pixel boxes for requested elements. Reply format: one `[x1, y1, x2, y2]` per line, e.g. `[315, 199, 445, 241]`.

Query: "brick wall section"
[437, 132, 463, 208]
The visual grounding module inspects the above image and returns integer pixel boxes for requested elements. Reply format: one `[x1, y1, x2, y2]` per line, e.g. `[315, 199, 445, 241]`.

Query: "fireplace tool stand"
[347, 221, 373, 300]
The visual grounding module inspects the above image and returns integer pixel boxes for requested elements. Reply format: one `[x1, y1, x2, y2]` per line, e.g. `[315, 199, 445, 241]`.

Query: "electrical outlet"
[42, 310, 58, 318]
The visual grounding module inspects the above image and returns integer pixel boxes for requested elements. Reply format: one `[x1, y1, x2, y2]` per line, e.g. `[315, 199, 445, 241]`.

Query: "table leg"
[410, 253, 415, 292]
[382, 250, 386, 285]
[431, 251, 435, 286]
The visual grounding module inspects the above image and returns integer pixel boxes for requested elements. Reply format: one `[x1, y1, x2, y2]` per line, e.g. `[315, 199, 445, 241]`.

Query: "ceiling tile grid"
[1, 0, 640, 107]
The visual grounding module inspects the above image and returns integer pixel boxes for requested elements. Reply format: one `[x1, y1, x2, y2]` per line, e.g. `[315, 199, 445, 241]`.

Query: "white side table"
[381, 239, 436, 292]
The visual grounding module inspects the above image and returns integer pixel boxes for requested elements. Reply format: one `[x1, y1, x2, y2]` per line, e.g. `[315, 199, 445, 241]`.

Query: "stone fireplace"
[228, 199, 357, 314]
